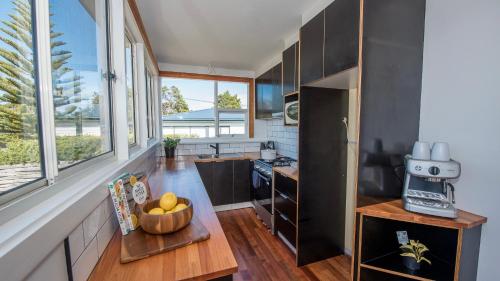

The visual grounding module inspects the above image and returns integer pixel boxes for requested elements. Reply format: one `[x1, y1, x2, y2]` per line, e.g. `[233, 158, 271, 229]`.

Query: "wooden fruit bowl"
[140, 197, 193, 235]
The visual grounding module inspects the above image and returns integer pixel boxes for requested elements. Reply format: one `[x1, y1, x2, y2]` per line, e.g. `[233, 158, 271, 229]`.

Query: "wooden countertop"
[89, 156, 238, 281]
[273, 166, 299, 181]
[356, 199, 487, 229]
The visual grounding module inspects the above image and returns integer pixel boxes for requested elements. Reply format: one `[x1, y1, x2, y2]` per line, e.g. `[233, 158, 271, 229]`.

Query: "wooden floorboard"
[217, 208, 351, 281]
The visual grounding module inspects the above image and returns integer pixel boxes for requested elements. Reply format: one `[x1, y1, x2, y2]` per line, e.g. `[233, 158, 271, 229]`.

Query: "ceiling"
[136, 0, 320, 71]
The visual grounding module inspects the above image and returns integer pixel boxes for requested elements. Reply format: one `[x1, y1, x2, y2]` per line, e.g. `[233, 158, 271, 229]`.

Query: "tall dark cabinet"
[298, 87, 349, 266]
[295, 0, 427, 274]
[356, 0, 426, 204]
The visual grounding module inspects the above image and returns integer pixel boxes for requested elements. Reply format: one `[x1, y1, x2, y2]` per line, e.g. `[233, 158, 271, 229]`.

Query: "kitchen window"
[145, 68, 155, 139]
[161, 77, 249, 139]
[0, 0, 44, 195]
[125, 34, 137, 146]
[0, 0, 115, 202]
[50, 0, 113, 169]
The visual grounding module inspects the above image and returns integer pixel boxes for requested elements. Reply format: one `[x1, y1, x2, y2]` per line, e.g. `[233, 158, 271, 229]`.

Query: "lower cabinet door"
[274, 172, 297, 202]
[195, 162, 214, 202]
[275, 209, 297, 248]
[233, 160, 251, 203]
[274, 190, 297, 225]
[213, 160, 234, 206]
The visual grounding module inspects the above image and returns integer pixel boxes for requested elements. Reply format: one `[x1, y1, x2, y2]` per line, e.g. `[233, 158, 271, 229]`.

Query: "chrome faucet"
[210, 143, 219, 155]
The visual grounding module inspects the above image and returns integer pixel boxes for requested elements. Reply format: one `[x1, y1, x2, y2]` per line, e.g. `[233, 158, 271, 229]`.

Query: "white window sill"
[178, 137, 268, 145]
[0, 142, 159, 280]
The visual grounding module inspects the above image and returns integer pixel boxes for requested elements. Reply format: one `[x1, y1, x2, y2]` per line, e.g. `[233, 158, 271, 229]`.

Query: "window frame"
[145, 67, 155, 139]
[124, 31, 140, 147]
[216, 81, 250, 138]
[51, 0, 115, 174]
[0, 0, 115, 204]
[160, 72, 254, 140]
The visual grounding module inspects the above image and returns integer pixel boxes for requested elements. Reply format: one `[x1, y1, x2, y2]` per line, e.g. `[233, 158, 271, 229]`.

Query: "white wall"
[420, 1, 500, 280]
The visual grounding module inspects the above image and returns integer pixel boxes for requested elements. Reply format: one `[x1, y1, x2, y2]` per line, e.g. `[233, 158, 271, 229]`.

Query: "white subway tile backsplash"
[196, 144, 208, 150]
[96, 217, 117, 258]
[266, 118, 298, 159]
[72, 237, 98, 281]
[175, 141, 267, 155]
[68, 224, 85, 265]
[82, 200, 109, 247]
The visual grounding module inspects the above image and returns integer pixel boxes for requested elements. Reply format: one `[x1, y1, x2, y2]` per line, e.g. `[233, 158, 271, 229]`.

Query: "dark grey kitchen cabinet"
[233, 160, 251, 203]
[255, 63, 283, 119]
[271, 63, 283, 112]
[282, 42, 299, 95]
[255, 69, 271, 119]
[298, 87, 349, 266]
[324, 0, 359, 77]
[196, 159, 251, 206]
[213, 160, 234, 206]
[300, 11, 324, 85]
[195, 162, 214, 201]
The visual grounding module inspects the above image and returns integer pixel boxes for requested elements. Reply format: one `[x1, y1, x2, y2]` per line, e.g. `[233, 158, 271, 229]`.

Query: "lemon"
[130, 213, 140, 228]
[172, 203, 188, 212]
[148, 207, 165, 215]
[166, 210, 174, 214]
[159, 192, 177, 211]
[130, 175, 138, 186]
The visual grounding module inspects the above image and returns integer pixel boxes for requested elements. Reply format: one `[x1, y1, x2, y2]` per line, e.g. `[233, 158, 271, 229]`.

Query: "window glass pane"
[146, 70, 154, 138]
[218, 112, 246, 135]
[50, 0, 112, 169]
[161, 78, 215, 138]
[0, 0, 43, 193]
[150, 74, 155, 138]
[217, 81, 248, 110]
[125, 36, 136, 145]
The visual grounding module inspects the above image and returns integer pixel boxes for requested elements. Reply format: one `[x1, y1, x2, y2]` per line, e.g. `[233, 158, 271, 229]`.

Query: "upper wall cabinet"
[324, 0, 359, 77]
[300, 0, 360, 88]
[282, 42, 299, 95]
[300, 11, 324, 85]
[255, 63, 283, 119]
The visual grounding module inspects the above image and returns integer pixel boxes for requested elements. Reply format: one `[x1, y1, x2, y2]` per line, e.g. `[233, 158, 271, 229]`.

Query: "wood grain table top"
[88, 155, 238, 281]
[273, 166, 299, 181]
[356, 199, 487, 229]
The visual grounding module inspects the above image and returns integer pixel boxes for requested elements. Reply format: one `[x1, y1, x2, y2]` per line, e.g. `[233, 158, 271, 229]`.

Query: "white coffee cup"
[412, 141, 431, 160]
[431, 142, 451, 161]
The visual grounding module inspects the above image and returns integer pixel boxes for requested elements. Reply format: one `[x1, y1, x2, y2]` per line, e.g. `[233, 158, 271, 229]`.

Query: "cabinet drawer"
[274, 172, 297, 202]
[274, 190, 297, 225]
[275, 210, 297, 248]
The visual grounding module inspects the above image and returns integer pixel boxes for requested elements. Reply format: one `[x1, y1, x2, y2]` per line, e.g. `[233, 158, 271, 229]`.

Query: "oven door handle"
[257, 172, 270, 183]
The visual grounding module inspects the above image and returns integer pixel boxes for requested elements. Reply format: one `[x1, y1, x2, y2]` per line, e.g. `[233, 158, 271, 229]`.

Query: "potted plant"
[400, 240, 432, 271]
[163, 137, 180, 158]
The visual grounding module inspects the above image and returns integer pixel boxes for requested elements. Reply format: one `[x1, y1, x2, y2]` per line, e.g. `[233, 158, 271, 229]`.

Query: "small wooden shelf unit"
[353, 200, 487, 281]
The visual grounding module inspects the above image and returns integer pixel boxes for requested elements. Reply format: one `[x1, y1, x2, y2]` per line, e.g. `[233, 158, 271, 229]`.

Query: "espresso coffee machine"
[402, 142, 461, 218]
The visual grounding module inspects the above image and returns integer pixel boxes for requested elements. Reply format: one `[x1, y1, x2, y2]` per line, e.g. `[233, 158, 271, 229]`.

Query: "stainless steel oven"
[251, 157, 295, 229]
[252, 165, 273, 227]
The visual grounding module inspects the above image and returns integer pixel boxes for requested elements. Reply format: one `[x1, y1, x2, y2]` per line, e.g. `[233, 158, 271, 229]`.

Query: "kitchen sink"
[197, 154, 220, 159]
[197, 153, 242, 159]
